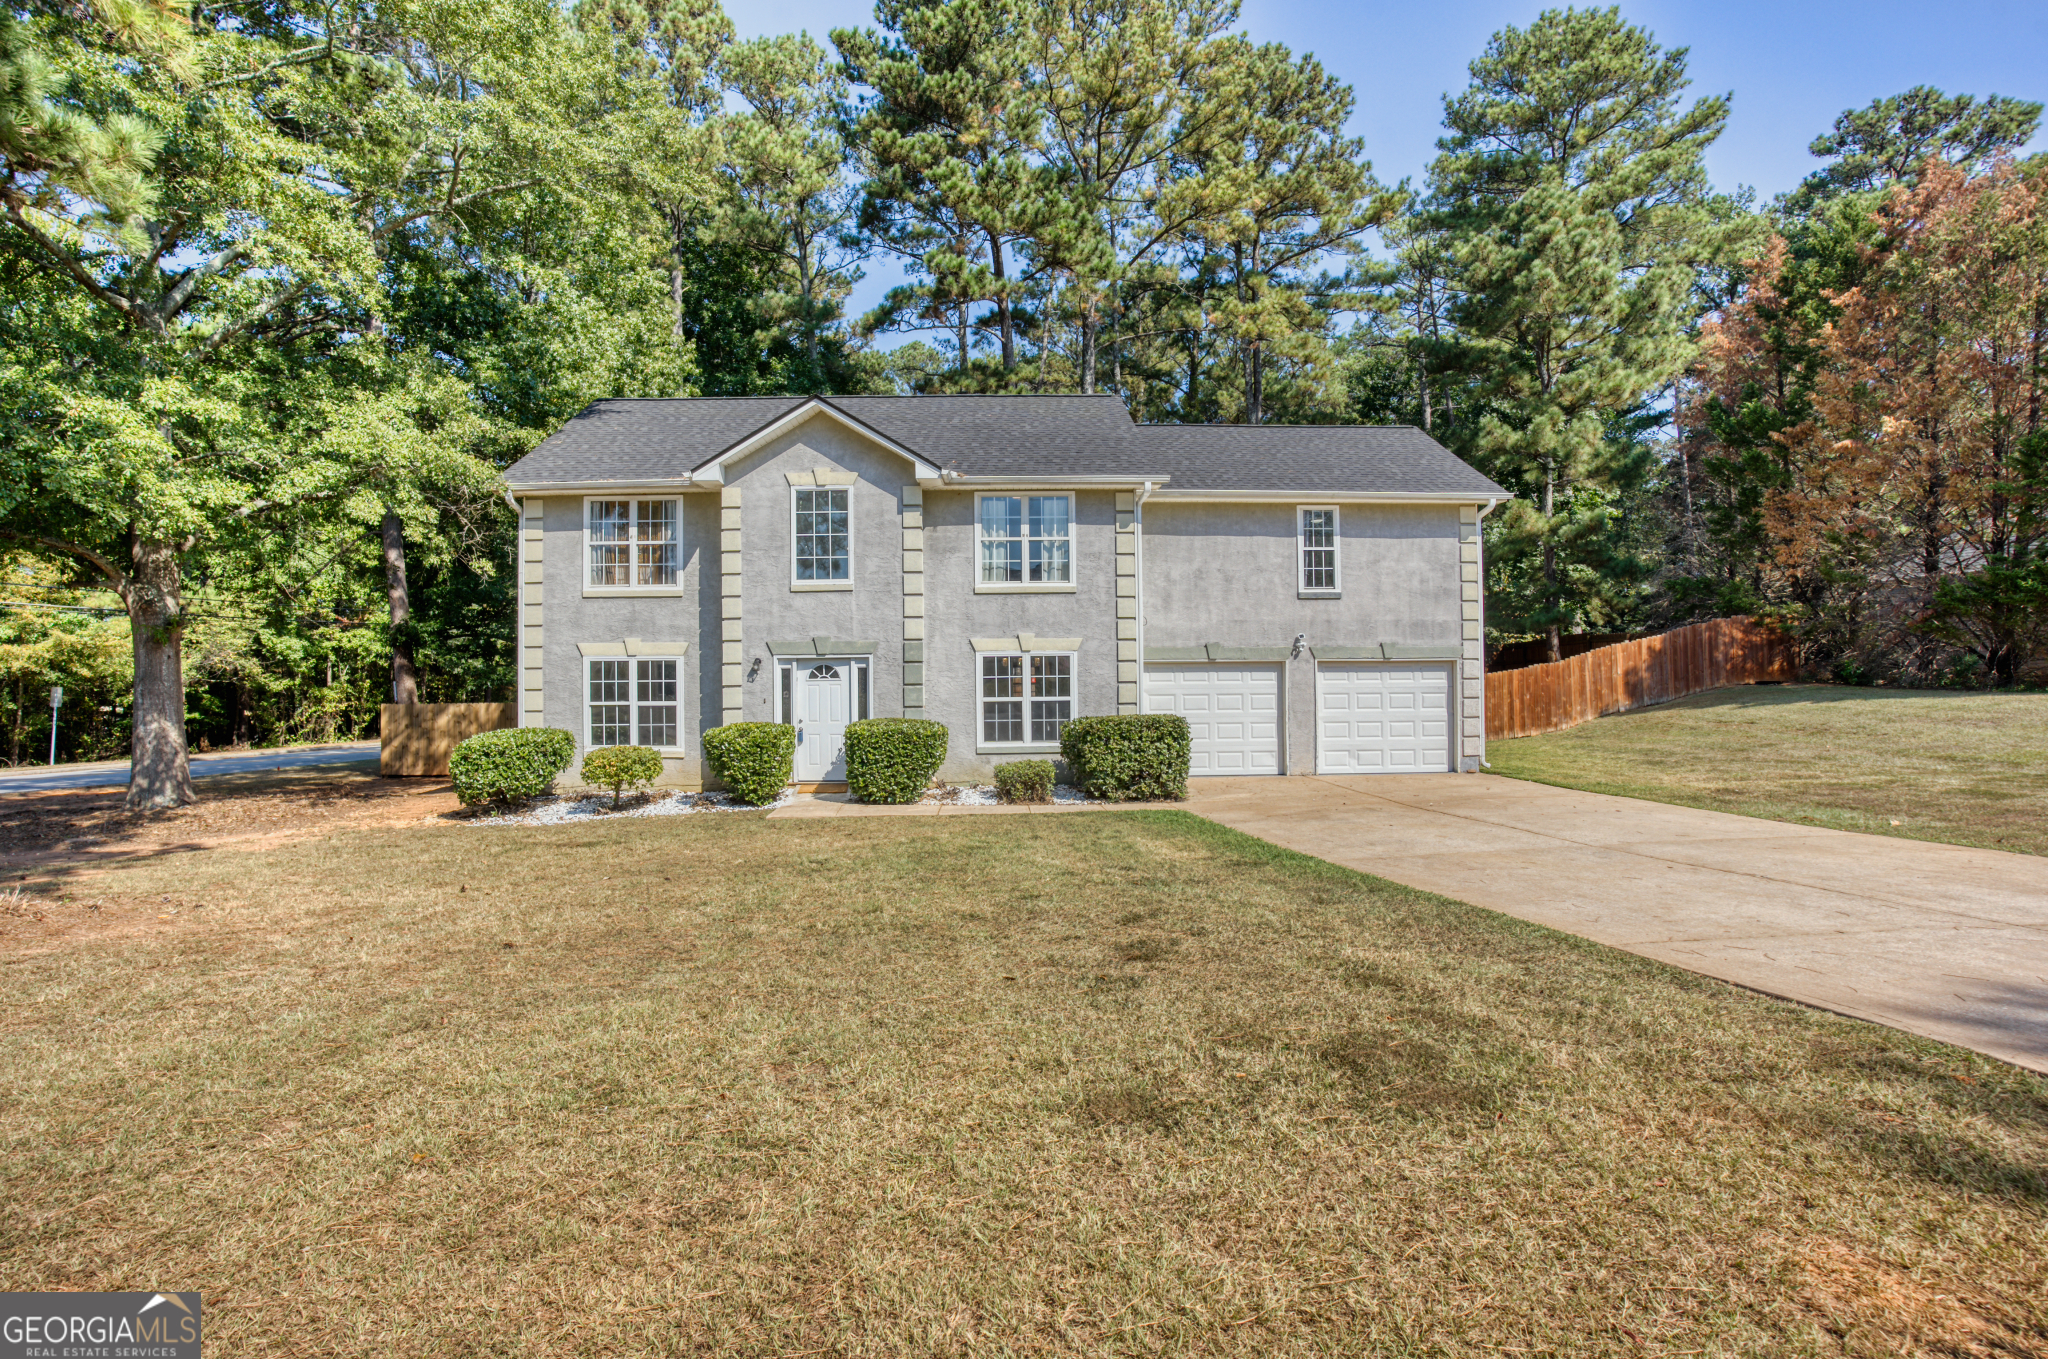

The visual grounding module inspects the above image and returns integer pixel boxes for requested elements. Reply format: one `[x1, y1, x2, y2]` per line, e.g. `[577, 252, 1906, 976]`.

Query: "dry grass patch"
[1, 810, 2044, 1357]
[1488, 684, 2048, 855]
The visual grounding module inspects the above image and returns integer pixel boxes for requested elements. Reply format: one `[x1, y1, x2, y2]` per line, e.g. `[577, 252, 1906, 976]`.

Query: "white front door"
[1316, 663, 1453, 773]
[1143, 664, 1282, 774]
[795, 661, 852, 782]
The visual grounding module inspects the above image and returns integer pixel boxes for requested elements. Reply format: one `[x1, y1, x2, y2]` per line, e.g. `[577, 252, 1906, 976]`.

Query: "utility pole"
[48, 684, 62, 766]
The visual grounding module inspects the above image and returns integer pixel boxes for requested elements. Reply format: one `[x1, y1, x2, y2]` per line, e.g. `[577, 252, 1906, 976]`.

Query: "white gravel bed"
[461, 787, 792, 827]
[919, 783, 1095, 806]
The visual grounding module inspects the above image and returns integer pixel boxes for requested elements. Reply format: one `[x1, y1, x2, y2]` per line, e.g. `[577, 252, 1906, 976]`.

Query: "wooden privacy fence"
[380, 702, 516, 776]
[1486, 619, 1793, 740]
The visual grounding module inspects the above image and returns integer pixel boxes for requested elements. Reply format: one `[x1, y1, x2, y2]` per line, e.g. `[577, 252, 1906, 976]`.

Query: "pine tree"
[1432, 7, 1735, 661]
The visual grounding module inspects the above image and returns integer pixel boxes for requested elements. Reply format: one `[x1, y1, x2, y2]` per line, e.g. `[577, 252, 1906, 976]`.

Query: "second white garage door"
[1317, 663, 1453, 773]
[1143, 664, 1281, 774]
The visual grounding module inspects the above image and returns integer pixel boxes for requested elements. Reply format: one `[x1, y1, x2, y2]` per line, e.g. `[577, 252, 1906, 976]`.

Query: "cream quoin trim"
[577, 639, 691, 657]
[784, 469, 858, 486]
[1145, 643, 1291, 663]
[970, 634, 1083, 653]
[688, 400, 944, 485]
[519, 498, 545, 727]
[1460, 503, 1485, 767]
[901, 486, 925, 717]
[768, 637, 878, 657]
[721, 486, 743, 725]
[1116, 490, 1139, 711]
[1117, 490, 1141, 712]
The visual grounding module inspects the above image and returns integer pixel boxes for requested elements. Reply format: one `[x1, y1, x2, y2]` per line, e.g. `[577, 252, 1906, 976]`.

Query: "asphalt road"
[0, 741, 382, 794]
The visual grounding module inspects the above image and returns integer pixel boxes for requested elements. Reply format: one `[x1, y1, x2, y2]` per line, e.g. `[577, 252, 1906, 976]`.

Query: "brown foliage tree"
[1689, 158, 2048, 682]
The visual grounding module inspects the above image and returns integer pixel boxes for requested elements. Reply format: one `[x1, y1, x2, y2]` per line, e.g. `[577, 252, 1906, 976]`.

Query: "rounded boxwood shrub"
[702, 722, 794, 806]
[448, 727, 576, 806]
[844, 718, 948, 804]
[1059, 714, 1190, 801]
[580, 744, 665, 810]
[993, 758, 1055, 804]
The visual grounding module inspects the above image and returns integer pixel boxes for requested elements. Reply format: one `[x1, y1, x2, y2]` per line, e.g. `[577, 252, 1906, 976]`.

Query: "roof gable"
[686, 399, 943, 484]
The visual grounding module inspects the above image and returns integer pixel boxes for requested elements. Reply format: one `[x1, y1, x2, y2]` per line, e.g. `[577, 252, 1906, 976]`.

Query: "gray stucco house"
[502, 394, 1507, 788]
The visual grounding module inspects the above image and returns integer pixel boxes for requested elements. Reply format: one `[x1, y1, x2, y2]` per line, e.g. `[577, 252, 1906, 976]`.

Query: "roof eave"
[505, 478, 703, 494]
[1146, 487, 1509, 503]
[934, 473, 1173, 489]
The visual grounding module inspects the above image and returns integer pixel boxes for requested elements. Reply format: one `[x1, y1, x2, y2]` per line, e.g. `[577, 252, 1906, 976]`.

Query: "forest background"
[2, 0, 2044, 788]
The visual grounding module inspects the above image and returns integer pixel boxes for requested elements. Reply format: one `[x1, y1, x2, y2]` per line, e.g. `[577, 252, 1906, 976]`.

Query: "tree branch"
[199, 282, 305, 355]
[368, 178, 543, 242]
[1, 204, 160, 335]
[160, 244, 252, 322]
[197, 41, 338, 93]
[0, 530, 128, 592]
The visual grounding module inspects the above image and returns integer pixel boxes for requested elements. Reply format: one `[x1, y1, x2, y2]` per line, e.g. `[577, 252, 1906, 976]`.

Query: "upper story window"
[587, 498, 678, 588]
[793, 486, 850, 583]
[1298, 506, 1339, 594]
[979, 493, 1072, 586]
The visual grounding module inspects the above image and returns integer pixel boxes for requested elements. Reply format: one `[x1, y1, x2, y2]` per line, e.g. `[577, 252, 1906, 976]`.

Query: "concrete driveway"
[1188, 774, 2048, 1075]
[0, 741, 381, 794]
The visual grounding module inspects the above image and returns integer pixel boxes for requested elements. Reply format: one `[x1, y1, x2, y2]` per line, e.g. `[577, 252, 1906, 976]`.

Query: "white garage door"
[1317, 664, 1453, 773]
[1144, 664, 1281, 775]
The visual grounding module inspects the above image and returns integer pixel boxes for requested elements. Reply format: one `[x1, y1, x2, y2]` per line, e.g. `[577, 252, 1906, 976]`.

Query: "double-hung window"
[588, 658, 680, 749]
[1298, 506, 1339, 594]
[978, 494, 1072, 587]
[981, 652, 1073, 746]
[587, 498, 679, 589]
[793, 487, 850, 583]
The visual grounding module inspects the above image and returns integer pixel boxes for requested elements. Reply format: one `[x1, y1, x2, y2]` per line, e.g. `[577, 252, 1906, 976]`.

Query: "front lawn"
[1488, 683, 2048, 857]
[3, 811, 2044, 1356]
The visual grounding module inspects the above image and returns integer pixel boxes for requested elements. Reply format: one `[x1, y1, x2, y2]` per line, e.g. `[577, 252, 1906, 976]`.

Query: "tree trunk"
[1246, 341, 1264, 425]
[123, 539, 193, 810]
[382, 510, 418, 705]
[1418, 360, 1432, 434]
[1541, 471, 1561, 665]
[988, 229, 1015, 371]
[1079, 309, 1098, 394]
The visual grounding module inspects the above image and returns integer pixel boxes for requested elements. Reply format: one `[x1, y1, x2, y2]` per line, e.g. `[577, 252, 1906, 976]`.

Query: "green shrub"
[580, 744, 665, 810]
[993, 758, 1055, 804]
[1060, 714, 1190, 802]
[701, 722, 794, 805]
[844, 718, 948, 803]
[447, 727, 576, 806]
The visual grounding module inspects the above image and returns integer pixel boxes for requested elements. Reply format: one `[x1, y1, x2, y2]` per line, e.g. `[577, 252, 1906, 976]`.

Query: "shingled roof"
[503, 394, 1506, 499]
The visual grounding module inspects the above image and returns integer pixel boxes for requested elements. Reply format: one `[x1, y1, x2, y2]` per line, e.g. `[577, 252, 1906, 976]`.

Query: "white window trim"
[1297, 504, 1341, 597]
[976, 649, 1077, 752]
[582, 495, 684, 596]
[974, 492, 1077, 593]
[583, 655, 685, 752]
[790, 484, 854, 592]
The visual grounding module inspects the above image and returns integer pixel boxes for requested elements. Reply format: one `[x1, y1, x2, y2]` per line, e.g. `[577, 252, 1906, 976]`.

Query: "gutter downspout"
[1134, 481, 1155, 713]
[1476, 498, 1500, 768]
[506, 490, 524, 727]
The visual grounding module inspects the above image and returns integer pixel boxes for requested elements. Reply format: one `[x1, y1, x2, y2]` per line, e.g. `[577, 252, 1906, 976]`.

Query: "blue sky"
[726, 0, 2048, 330]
